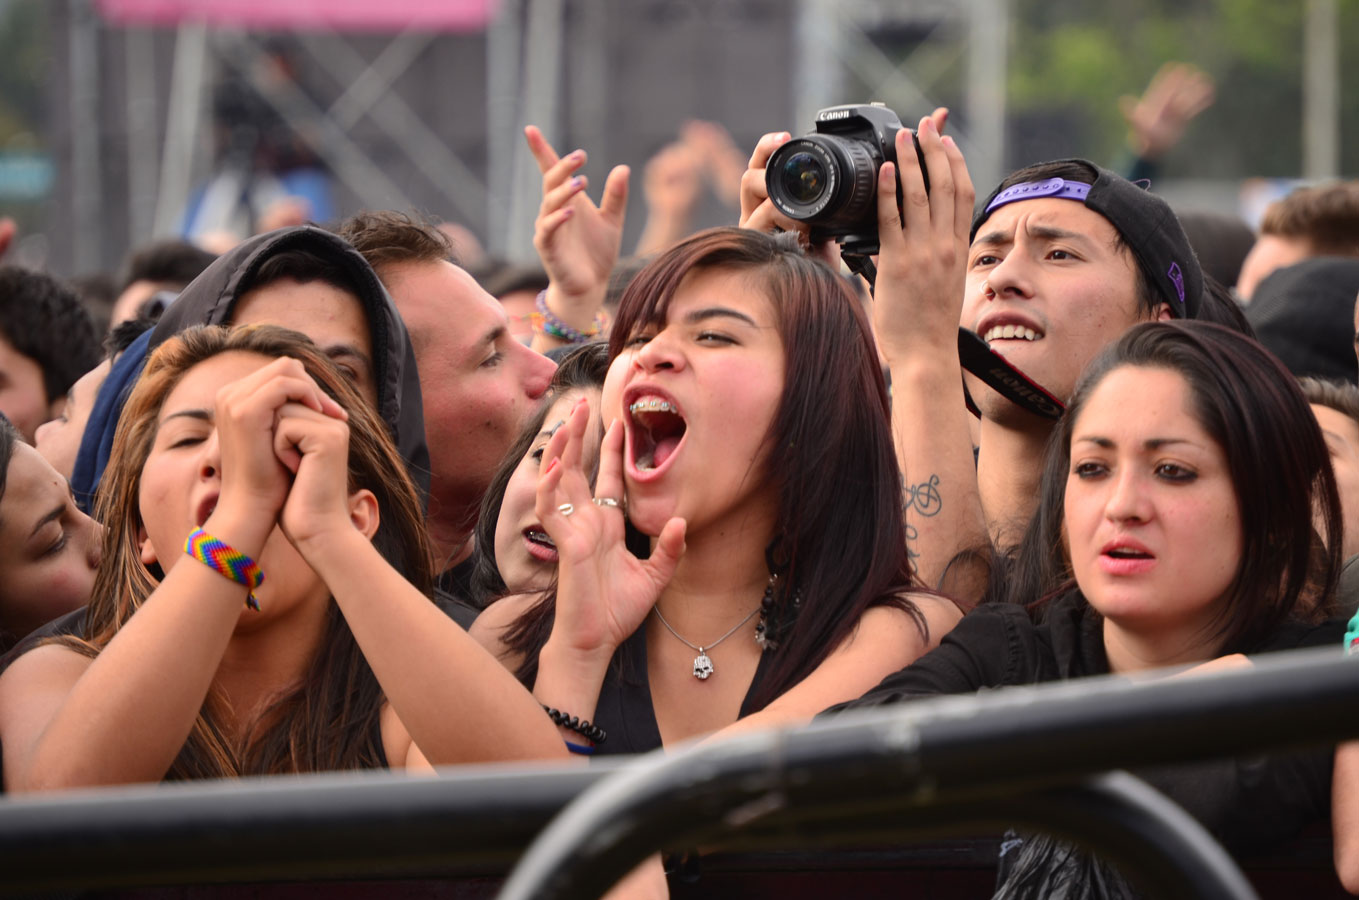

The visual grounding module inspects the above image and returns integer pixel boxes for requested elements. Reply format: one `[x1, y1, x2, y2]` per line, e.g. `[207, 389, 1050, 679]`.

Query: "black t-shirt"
[831, 596, 1344, 857]
[434, 559, 480, 630]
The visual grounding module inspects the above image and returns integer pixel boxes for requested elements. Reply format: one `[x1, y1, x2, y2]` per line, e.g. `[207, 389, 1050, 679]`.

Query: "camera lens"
[780, 152, 828, 205]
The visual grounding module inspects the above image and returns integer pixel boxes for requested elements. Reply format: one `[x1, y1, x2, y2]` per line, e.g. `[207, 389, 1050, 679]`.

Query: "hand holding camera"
[740, 105, 949, 263]
[871, 115, 975, 365]
[765, 103, 928, 257]
[740, 103, 969, 361]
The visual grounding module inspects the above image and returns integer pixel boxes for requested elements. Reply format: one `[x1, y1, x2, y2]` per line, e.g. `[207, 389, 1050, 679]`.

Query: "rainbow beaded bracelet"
[184, 528, 264, 611]
[531, 289, 607, 344]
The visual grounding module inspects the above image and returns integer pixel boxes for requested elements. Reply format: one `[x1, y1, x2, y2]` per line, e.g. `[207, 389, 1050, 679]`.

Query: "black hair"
[117, 241, 218, 294]
[0, 267, 102, 406]
[470, 342, 611, 610]
[1004, 320, 1341, 652]
[1196, 274, 1255, 337]
[1176, 211, 1256, 290]
[0, 413, 20, 651]
[106, 316, 155, 358]
[238, 248, 365, 301]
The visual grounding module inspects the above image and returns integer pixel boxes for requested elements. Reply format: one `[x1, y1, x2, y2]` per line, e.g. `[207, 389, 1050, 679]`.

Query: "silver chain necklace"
[652, 604, 761, 680]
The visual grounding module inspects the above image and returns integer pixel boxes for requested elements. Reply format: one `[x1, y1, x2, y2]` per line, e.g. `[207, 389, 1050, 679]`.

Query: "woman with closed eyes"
[474, 227, 963, 755]
[0, 325, 562, 791]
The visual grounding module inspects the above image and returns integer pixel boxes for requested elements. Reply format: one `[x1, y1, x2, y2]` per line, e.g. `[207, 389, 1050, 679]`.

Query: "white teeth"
[983, 325, 1041, 343]
[629, 398, 676, 416]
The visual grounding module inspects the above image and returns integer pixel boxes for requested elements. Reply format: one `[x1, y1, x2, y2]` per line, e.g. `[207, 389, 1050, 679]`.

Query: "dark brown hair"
[62, 324, 434, 779]
[471, 341, 611, 609]
[606, 227, 927, 710]
[0, 413, 20, 651]
[1009, 321, 1341, 652]
[336, 211, 453, 276]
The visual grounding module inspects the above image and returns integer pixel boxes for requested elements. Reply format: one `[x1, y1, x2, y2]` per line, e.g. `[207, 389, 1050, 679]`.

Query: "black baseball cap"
[971, 160, 1203, 319]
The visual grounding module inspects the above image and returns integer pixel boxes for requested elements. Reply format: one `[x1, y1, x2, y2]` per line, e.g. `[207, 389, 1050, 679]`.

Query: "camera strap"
[957, 328, 1065, 420]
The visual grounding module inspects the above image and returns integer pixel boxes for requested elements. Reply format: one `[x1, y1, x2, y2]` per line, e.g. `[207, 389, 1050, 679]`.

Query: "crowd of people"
[0, 70, 1357, 898]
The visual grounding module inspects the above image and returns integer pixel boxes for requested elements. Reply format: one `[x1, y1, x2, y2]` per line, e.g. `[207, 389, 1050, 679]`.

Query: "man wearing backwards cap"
[740, 118, 1206, 600]
[867, 124, 1204, 601]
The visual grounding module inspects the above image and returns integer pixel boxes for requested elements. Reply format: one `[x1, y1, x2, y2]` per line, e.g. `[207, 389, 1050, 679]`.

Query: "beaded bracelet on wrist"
[542, 704, 607, 745]
[532, 289, 607, 344]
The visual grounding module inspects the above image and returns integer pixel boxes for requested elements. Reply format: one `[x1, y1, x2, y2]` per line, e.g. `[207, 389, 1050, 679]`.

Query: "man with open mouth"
[870, 131, 1217, 601]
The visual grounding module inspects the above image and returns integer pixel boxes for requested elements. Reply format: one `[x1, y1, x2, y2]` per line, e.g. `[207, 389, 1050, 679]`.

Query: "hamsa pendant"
[693, 651, 714, 680]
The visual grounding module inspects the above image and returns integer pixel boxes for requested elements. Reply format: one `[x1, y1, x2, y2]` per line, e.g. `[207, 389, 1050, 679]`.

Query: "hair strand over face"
[65, 324, 434, 778]
[1006, 320, 1341, 654]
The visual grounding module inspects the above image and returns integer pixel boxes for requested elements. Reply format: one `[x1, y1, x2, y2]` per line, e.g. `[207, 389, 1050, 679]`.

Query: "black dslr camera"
[765, 103, 927, 258]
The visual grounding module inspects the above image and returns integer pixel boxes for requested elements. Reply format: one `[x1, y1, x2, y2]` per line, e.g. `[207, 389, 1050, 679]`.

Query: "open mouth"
[983, 324, 1042, 343]
[195, 494, 218, 528]
[522, 526, 558, 562]
[628, 395, 687, 473]
[1104, 547, 1153, 560]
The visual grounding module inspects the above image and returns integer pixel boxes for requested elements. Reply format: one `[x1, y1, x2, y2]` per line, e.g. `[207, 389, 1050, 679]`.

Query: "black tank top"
[591, 622, 777, 756]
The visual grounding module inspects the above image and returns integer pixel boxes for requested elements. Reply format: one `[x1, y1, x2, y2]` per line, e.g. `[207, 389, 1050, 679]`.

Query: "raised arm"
[633, 139, 704, 258]
[525, 126, 629, 354]
[720, 593, 963, 739]
[529, 400, 685, 749]
[873, 118, 989, 603]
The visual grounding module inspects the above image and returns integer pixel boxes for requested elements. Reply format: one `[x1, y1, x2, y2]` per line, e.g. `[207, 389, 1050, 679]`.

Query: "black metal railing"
[0, 646, 1353, 898]
[499, 646, 1359, 899]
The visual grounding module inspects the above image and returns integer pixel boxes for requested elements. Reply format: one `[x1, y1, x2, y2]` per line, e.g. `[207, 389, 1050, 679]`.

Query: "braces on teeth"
[630, 399, 676, 415]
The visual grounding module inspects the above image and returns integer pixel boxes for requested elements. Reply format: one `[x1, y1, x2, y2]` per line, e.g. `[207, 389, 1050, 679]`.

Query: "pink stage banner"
[96, 0, 498, 32]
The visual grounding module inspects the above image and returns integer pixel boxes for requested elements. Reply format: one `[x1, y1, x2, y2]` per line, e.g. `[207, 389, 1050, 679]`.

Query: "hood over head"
[73, 227, 430, 510]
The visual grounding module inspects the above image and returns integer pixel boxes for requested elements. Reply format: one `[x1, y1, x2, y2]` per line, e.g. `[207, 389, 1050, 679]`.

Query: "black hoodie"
[149, 226, 431, 499]
[15, 231, 464, 657]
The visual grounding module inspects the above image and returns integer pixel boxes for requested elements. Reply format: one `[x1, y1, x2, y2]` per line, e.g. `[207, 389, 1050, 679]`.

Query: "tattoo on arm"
[903, 474, 942, 563]
[904, 474, 942, 518]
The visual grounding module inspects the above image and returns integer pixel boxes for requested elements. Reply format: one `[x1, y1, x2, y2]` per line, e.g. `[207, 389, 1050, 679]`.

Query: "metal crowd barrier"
[0, 646, 1353, 898]
[501, 645, 1359, 899]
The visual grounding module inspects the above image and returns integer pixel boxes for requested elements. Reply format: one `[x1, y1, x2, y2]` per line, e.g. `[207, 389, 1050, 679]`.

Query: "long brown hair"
[1008, 321, 1341, 651]
[63, 324, 434, 778]
[608, 227, 928, 710]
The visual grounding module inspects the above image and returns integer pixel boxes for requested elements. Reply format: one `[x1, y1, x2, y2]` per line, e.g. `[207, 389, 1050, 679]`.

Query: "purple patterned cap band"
[983, 178, 1092, 216]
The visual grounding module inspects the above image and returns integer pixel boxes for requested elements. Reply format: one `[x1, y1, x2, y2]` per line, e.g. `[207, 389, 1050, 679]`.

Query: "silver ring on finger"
[557, 503, 575, 517]
[592, 496, 622, 510]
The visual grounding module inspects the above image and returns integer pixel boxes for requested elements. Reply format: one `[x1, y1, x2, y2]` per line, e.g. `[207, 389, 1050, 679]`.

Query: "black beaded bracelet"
[542, 705, 607, 745]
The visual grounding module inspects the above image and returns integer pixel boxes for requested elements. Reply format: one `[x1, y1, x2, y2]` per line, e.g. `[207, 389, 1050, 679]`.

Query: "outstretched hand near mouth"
[536, 399, 686, 660]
